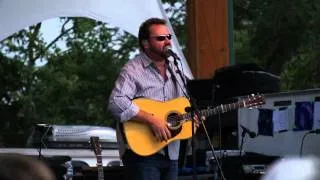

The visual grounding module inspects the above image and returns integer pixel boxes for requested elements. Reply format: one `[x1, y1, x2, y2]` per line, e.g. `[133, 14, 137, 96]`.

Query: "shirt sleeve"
[108, 69, 140, 122]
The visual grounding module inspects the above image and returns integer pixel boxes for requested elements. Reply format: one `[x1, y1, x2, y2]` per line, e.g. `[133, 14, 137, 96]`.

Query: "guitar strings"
[165, 96, 262, 125]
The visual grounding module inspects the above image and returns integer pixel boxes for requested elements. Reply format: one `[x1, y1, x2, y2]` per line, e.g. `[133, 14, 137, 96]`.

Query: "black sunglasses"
[150, 34, 172, 41]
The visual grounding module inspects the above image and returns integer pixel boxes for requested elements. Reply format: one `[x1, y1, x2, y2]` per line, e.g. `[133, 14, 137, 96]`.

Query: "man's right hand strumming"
[134, 110, 172, 142]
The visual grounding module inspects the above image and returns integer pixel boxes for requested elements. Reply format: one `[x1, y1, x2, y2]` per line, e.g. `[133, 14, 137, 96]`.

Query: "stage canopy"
[0, 0, 193, 78]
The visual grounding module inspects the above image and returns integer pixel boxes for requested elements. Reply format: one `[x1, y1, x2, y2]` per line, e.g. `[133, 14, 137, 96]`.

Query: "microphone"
[164, 46, 180, 60]
[308, 129, 320, 134]
[240, 125, 257, 138]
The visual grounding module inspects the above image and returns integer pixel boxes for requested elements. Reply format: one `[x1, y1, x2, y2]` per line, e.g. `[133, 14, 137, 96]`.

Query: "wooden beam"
[186, 0, 230, 79]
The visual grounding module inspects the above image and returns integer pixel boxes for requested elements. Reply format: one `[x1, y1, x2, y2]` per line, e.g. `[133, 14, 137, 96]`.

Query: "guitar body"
[122, 94, 265, 156]
[123, 97, 195, 156]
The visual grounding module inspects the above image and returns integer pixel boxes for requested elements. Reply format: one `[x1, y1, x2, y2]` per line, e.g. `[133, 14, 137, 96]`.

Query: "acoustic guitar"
[123, 94, 265, 156]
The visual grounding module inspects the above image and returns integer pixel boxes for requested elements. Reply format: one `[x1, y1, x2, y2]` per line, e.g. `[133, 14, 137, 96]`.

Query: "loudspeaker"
[213, 63, 280, 104]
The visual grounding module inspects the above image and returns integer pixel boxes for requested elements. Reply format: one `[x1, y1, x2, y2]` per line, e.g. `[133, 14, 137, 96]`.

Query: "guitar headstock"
[90, 136, 102, 156]
[243, 94, 265, 108]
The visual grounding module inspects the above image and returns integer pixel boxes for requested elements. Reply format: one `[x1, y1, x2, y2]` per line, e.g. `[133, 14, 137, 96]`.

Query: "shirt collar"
[140, 52, 153, 68]
[140, 52, 170, 68]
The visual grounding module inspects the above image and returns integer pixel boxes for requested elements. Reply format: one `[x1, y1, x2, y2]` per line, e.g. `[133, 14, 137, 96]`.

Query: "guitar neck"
[97, 166, 104, 180]
[90, 136, 104, 180]
[97, 156, 104, 180]
[182, 100, 245, 120]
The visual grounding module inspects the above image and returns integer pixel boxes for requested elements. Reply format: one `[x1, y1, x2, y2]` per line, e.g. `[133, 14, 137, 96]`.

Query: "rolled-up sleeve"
[108, 69, 140, 122]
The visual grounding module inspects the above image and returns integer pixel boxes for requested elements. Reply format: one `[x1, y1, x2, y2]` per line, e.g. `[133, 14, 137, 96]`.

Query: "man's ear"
[142, 40, 149, 49]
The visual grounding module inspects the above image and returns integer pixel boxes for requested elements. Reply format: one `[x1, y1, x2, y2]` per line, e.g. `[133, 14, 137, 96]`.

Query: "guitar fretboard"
[90, 136, 104, 180]
[181, 100, 246, 120]
[97, 155, 104, 180]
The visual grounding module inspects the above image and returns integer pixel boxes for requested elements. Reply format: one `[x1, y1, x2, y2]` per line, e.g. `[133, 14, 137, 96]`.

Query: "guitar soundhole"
[167, 113, 182, 137]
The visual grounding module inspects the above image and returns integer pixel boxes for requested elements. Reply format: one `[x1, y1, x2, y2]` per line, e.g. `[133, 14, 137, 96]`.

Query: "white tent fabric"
[0, 0, 193, 78]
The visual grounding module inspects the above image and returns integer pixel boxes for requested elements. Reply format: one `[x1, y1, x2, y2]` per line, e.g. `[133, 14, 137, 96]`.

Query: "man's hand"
[193, 115, 199, 128]
[193, 113, 204, 128]
[148, 115, 171, 142]
[134, 110, 171, 142]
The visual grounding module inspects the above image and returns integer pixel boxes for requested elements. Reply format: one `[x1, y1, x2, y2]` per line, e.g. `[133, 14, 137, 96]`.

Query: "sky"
[40, 18, 69, 51]
[36, 18, 65, 66]
[41, 18, 61, 45]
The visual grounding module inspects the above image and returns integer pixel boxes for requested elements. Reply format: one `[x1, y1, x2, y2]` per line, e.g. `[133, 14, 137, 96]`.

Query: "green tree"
[32, 19, 136, 126]
[234, 0, 320, 90]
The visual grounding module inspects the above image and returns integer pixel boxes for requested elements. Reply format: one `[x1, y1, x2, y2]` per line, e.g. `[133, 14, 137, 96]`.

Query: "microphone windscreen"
[164, 46, 172, 58]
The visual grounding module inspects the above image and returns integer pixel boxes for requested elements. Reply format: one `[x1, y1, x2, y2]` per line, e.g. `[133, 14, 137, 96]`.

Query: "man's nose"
[164, 40, 171, 46]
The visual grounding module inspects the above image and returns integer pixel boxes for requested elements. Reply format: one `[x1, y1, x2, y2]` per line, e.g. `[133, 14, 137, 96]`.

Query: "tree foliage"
[234, 0, 320, 89]
[0, 17, 137, 146]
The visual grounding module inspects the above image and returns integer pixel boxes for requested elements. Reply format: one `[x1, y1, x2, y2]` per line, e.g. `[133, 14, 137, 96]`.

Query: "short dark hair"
[138, 18, 167, 52]
[0, 153, 55, 180]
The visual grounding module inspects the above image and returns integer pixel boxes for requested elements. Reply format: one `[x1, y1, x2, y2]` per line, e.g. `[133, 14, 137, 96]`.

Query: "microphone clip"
[240, 125, 257, 138]
[164, 46, 180, 61]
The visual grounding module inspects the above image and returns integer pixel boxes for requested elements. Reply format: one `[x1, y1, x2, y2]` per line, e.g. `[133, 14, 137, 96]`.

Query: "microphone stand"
[239, 129, 246, 158]
[169, 56, 226, 180]
[239, 126, 257, 180]
[37, 124, 52, 160]
[239, 125, 257, 157]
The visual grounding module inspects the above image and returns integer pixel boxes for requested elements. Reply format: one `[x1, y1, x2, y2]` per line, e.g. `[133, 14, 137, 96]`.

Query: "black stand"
[238, 125, 257, 180]
[239, 130, 246, 158]
[167, 55, 226, 180]
[239, 125, 257, 157]
[37, 124, 52, 160]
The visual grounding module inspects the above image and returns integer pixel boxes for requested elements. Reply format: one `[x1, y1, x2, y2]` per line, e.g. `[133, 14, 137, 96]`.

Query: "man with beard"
[108, 18, 195, 180]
